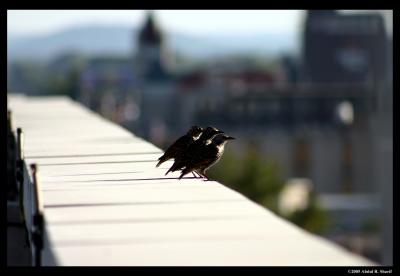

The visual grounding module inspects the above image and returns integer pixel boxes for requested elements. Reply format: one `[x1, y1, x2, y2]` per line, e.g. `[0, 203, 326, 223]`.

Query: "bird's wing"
[184, 144, 218, 168]
[161, 135, 190, 159]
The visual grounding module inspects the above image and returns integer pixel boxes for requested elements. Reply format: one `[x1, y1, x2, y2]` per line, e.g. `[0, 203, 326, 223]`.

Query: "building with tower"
[78, 11, 175, 137]
[133, 12, 177, 142]
[134, 11, 171, 82]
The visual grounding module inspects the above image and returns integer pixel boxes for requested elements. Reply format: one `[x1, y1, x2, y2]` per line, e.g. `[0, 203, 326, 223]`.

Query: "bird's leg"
[197, 170, 210, 181]
[194, 171, 203, 178]
[191, 172, 198, 178]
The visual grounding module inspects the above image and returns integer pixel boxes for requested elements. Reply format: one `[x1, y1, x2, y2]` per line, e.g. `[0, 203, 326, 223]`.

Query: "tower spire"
[139, 10, 162, 45]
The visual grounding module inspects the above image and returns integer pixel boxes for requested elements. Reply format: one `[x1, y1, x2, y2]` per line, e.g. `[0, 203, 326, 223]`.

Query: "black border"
[4, 7, 396, 274]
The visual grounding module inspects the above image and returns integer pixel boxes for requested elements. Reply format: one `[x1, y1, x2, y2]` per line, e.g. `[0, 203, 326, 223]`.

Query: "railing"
[8, 94, 376, 266]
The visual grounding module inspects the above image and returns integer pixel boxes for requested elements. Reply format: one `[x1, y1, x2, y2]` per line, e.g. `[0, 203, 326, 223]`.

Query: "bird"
[178, 133, 235, 180]
[165, 126, 223, 176]
[156, 125, 203, 168]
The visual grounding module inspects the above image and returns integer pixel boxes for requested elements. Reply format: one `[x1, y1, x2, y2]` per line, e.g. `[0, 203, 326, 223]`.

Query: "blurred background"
[7, 10, 393, 265]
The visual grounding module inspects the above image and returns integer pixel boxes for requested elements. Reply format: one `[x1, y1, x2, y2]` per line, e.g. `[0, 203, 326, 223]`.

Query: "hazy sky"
[7, 10, 305, 37]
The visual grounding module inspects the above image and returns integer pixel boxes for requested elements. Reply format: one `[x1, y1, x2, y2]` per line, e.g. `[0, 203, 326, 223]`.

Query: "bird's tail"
[165, 164, 175, 176]
[156, 155, 165, 167]
[165, 161, 181, 175]
[179, 168, 190, 180]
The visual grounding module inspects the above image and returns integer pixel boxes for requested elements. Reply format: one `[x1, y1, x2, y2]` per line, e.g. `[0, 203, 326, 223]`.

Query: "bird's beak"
[225, 136, 235, 140]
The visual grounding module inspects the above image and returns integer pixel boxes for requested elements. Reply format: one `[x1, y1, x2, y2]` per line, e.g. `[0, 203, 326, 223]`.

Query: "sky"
[7, 10, 305, 37]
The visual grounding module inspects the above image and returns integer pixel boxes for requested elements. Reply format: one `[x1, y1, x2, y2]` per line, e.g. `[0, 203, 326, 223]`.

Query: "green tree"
[208, 146, 330, 234]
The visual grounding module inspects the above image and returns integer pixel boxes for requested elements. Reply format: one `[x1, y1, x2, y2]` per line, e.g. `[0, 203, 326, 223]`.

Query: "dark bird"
[156, 125, 203, 168]
[165, 126, 223, 176]
[178, 133, 235, 180]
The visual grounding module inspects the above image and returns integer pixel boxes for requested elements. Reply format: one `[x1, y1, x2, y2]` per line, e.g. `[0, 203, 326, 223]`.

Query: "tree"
[208, 146, 330, 234]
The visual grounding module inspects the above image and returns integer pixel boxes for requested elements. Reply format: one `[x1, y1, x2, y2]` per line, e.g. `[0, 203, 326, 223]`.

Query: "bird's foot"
[198, 173, 210, 181]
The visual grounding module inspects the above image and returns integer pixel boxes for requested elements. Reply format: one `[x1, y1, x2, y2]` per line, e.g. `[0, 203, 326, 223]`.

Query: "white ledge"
[8, 94, 375, 266]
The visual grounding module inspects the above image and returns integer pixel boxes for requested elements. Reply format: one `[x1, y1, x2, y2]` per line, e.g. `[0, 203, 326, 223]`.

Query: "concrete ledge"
[8, 94, 375, 266]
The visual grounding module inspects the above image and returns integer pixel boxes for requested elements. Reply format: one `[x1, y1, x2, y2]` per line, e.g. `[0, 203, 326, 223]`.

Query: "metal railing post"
[16, 128, 25, 207]
[7, 110, 18, 200]
[15, 127, 31, 247]
[30, 164, 44, 267]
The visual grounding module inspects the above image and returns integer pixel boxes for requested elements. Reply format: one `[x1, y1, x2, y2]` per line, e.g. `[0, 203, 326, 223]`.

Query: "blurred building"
[298, 10, 390, 262]
[78, 12, 173, 131]
[302, 10, 388, 85]
[75, 10, 391, 263]
[132, 12, 177, 144]
[134, 11, 171, 82]
[80, 57, 138, 123]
